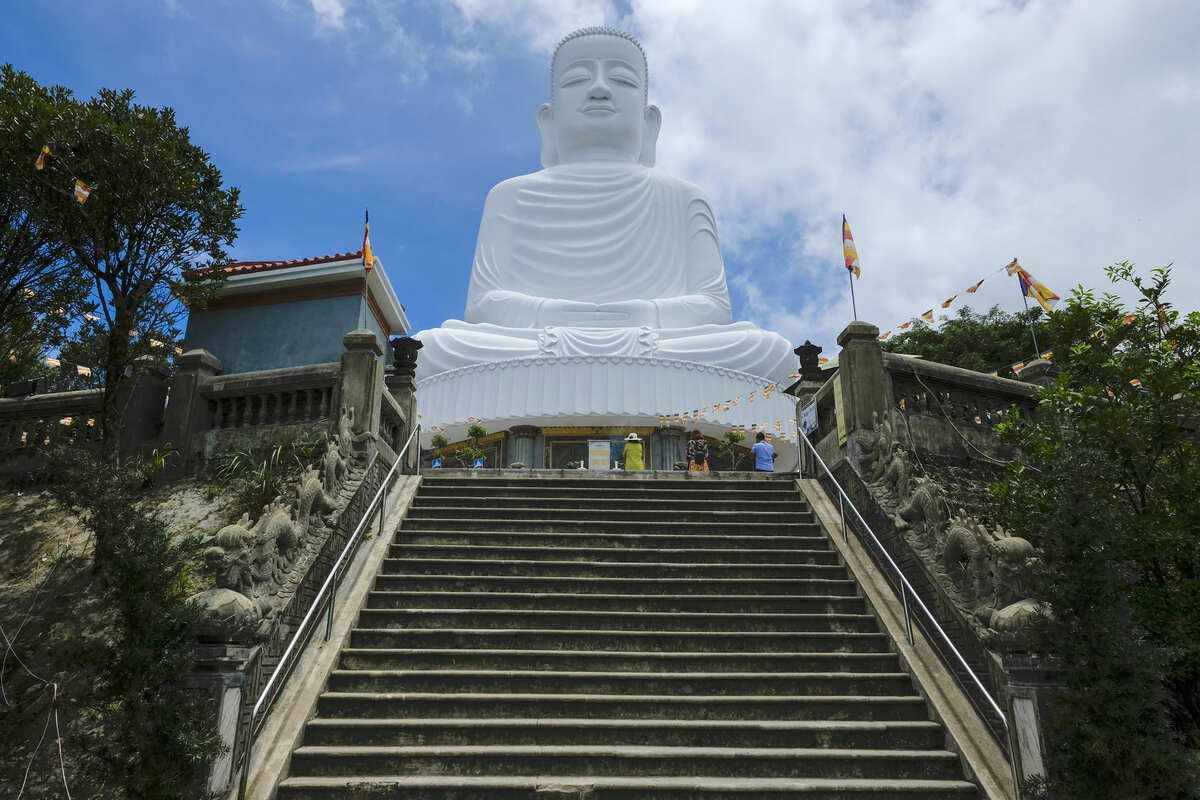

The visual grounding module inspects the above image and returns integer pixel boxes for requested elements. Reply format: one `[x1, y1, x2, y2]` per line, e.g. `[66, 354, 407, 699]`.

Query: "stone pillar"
[991, 652, 1064, 793]
[387, 337, 422, 471]
[163, 349, 223, 466]
[1018, 358, 1058, 388]
[508, 425, 541, 468]
[787, 341, 831, 478]
[188, 642, 254, 798]
[835, 322, 890, 437]
[112, 355, 170, 461]
[653, 426, 686, 470]
[339, 330, 383, 451]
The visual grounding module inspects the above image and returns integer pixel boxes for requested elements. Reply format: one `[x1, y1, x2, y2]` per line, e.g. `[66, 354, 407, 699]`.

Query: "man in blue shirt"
[750, 432, 776, 472]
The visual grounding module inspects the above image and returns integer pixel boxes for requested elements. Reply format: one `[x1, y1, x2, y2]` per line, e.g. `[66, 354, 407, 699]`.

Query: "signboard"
[800, 401, 818, 436]
[833, 373, 848, 446]
[431, 457, 442, 469]
[472, 457, 484, 469]
[588, 439, 611, 470]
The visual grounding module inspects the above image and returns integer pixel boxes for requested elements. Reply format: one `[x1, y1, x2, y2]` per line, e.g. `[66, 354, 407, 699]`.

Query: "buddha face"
[539, 32, 661, 167]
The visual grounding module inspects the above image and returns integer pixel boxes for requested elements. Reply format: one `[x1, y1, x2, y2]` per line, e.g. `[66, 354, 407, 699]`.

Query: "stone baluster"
[318, 387, 330, 420]
[301, 389, 312, 420]
[240, 396, 252, 428]
[256, 394, 267, 426]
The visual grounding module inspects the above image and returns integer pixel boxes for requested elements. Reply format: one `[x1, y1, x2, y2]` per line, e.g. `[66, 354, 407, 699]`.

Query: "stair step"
[277, 774, 980, 800]
[286, 744, 965, 780]
[387, 544, 840, 565]
[411, 496, 812, 513]
[382, 558, 849, 579]
[403, 517, 815, 534]
[301, 717, 947, 749]
[347, 628, 895, 653]
[373, 574, 861, 596]
[317, 692, 934, 722]
[325, 670, 916, 697]
[363, 591, 867, 614]
[354, 608, 880, 633]
[406, 507, 814, 525]
[336, 649, 902, 674]
[398, 530, 829, 549]
[418, 478, 796, 492]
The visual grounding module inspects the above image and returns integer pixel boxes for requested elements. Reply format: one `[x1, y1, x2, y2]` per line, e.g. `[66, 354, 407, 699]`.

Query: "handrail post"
[902, 585, 914, 645]
[838, 492, 847, 543]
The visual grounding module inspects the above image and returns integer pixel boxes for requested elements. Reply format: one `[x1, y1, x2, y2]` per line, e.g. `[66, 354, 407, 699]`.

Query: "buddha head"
[538, 27, 661, 168]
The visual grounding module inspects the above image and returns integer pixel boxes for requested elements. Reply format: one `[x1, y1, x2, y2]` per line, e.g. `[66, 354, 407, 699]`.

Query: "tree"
[993, 264, 1200, 797]
[0, 66, 91, 387]
[882, 304, 1067, 377]
[5, 65, 242, 451]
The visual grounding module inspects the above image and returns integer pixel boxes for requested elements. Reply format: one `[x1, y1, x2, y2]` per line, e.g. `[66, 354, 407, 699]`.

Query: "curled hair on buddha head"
[551, 26, 648, 105]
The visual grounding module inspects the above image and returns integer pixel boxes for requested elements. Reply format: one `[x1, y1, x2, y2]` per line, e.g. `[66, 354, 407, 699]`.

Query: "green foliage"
[456, 446, 486, 467]
[715, 430, 747, 470]
[217, 429, 325, 521]
[429, 433, 448, 450]
[466, 424, 488, 442]
[882, 304, 1069, 376]
[32, 448, 226, 798]
[992, 264, 1200, 797]
[0, 65, 242, 447]
[0, 66, 92, 387]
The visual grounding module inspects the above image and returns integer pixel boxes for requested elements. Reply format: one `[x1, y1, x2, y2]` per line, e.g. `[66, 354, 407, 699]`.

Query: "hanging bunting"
[965, 278, 984, 293]
[941, 295, 956, 308]
[73, 179, 91, 204]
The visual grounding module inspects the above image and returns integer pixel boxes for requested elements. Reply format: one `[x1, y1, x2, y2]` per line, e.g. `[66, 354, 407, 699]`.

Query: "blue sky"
[4, 0, 1198, 361]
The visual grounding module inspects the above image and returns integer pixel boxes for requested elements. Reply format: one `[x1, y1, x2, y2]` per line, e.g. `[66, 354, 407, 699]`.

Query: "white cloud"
[427, 0, 1200, 354]
[309, 0, 347, 31]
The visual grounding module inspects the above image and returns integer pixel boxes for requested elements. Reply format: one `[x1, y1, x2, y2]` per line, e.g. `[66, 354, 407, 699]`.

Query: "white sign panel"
[800, 401, 818, 435]
[588, 439, 611, 470]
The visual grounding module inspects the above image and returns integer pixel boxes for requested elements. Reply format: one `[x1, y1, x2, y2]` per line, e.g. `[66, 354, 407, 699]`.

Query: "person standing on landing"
[687, 429, 709, 472]
[750, 432, 776, 472]
[623, 432, 645, 471]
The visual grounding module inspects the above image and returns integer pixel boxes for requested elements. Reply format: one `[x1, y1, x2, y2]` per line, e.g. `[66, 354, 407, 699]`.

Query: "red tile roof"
[185, 251, 363, 279]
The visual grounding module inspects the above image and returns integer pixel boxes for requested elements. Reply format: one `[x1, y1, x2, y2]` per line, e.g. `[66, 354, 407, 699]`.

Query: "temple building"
[183, 251, 409, 373]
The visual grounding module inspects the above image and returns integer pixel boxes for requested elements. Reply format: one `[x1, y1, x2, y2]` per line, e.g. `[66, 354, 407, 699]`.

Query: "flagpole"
[848, 269, 858, 321]
[1020, 293, 1041, 356]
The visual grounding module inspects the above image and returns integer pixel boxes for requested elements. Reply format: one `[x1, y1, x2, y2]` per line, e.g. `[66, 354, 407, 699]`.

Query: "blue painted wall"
[184, 295, 387, 374]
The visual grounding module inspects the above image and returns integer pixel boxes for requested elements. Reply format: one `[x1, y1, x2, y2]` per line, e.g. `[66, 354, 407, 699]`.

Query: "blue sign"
[473, 458, 485, 469]
[431, 457, 442, 469]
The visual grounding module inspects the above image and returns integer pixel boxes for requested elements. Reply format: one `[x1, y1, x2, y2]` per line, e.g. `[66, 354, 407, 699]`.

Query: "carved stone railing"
[0, 356, 169, 471]
[379, 388, 405, 458]
[0, 389, 104, 453]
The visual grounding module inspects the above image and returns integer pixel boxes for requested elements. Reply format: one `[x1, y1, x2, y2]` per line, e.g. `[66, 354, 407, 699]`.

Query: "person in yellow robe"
[622, 432, 645, 471]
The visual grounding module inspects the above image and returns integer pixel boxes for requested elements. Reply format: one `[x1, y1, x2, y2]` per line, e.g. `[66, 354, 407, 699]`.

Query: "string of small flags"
[17, 327, 185, 376]
[34, 143, 94, 205]
[877, 258, 1059, 341]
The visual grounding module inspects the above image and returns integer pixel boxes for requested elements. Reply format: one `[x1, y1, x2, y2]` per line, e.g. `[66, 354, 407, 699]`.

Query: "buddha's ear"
[537, 103, 558, 168]
[639, 104, 662, 167]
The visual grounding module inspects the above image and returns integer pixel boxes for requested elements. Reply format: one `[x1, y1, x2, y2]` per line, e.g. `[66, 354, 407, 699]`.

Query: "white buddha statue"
[415, 26, 794, 383]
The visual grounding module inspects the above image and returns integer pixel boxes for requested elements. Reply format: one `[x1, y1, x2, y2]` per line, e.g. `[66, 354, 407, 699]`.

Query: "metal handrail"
[234, 423, 420, 800]
[796, 429, 1009, 731]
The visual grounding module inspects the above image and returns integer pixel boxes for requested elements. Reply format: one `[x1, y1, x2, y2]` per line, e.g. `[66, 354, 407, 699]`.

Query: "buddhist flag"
[1039, 350, 1053, 360]
[921, 309, 934, 322]
[879, 331, 891, 340]
[1004, 258, 1020, 276]
[73, 179, 91, 204]
[76, 365, 92, 376]
[965, 278, 985, 293]
[174, 346, 184, 355]
[84, 312, 101, 322]
[899, 321, 912, 330]
[35, 145, 50, 170]
[988, 370, 999, 377]
[941, 295, 956, 308]
[842, 215, 861, 279]
[1121, 313, 1136, 324]
[1015, 266, 1060, 312]
[818, 356, 830, 364]
[45, 357, 61, 367]
[1010, 361, 1026, 373]
[362, 208, 374, 272]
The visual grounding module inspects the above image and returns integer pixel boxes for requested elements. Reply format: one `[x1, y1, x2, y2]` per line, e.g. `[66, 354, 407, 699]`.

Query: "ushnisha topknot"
[551, 26, 648, 104]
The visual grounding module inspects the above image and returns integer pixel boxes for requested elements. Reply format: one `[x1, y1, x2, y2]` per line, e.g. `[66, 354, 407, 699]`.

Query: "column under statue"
[415, 27, 798, 462]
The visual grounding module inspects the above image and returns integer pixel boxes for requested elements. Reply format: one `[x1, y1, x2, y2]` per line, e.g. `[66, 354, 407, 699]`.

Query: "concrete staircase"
[276, 475, 981, 799]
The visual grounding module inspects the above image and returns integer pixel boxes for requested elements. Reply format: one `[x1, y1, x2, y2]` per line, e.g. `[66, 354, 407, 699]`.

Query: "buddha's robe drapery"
[415, 163, 793, 381]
